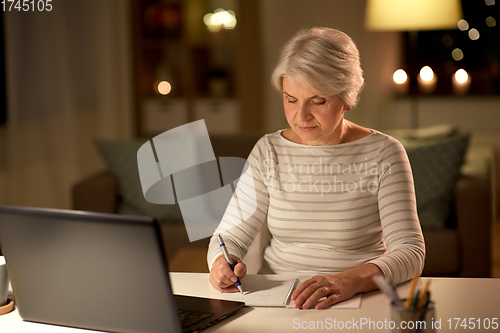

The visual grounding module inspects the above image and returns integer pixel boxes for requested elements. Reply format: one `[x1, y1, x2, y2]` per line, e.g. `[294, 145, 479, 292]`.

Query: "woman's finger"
[209, 259, 235, 288]
[315, 293, 343, 309]
[293, 281, 324, 308]
[210, 268, 238, 289]
[209, 274, 240, 293]
[291, 277, 316, 300]
[301, 286, 333, 309]
[218, 264, 239, 285]
[233, 262, 247, 278]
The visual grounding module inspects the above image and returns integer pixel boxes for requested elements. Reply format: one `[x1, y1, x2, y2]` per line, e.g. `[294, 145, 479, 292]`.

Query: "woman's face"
[282, 76, 348, 146]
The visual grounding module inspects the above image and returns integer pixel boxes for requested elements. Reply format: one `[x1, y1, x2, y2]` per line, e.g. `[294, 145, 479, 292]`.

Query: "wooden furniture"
[1, 274, 500, 332]
[131, 0, 263, 136]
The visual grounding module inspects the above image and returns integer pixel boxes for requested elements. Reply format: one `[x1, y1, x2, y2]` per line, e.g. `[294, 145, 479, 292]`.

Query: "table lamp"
[364, 0, 463, 128]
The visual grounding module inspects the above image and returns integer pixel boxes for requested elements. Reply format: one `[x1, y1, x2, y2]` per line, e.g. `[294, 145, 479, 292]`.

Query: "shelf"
[132, 0, 264, 136]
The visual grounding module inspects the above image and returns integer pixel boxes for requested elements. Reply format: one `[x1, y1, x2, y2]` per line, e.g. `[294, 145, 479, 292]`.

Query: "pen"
[217, 234, 243, 293]
[423, 291, 431, 308]
[372, 274, 404, 307]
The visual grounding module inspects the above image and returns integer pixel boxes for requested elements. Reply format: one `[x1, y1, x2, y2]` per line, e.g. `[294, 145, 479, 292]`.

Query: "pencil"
[411, 290, 420, 310]
[416, 280, 431, 309]
[405, 275, 419, 309]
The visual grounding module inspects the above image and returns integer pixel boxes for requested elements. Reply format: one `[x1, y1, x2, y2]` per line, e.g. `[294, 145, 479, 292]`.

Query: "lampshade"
[365, 0, 463, 31]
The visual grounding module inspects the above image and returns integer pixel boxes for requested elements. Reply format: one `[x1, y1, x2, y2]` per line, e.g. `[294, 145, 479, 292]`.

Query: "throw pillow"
[95, 139, 183, 223]
[398, 134, 470, 229]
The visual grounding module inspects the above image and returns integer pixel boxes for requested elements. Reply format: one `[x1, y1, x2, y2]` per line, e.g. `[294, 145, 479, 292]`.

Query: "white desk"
[1, 274, 499, 332]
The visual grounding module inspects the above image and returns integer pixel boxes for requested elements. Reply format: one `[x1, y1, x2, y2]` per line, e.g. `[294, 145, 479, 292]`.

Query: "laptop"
[0, 205, 244, 333]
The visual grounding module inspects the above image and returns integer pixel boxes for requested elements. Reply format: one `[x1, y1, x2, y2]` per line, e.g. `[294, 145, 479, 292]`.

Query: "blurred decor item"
[452, 68, 471, 94]
[142, 98, 188, 134]
[365, 0, 463, 128]
[393, 69, 409, 94]
[144, 2, 183, 38]
[365, 0, 462, 31]
[132, 0, 262, 136]
[207, 69, 230, 97]
[418, 66, 437, 94]
[203, 8, 237, 32]
[193, 99, 239, 134]
[154, 60, 177, 96]
[156, 81, 172, 95]
[368, 0, 500, 97]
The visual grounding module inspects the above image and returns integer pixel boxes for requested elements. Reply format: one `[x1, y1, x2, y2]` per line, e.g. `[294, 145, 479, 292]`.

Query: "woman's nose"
[297, 104, 312, 121]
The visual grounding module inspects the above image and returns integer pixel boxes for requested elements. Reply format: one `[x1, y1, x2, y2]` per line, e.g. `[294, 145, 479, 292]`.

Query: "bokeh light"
[486, 16, 496, 27]
[455, 69, 469, 84]
[458, 19, 469, 31]
[157, 81, 172, 95]
[419, 66, 434, 82]
[203, 8, 237, 32]
[469, 28, 480, 40]
[393, 69, 408, 84]
[452, 48, 464, 61]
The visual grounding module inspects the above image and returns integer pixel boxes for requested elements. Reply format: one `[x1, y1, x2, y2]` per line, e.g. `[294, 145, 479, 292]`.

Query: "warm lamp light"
[203, 8, 237, 32]
[365, 0, 463, 31]
[393, 69, 407, 84]
[455, 69, 468, 83]
[365, 0, 463, 128]
[156, 81, 172, 95]
[419, 66, 434, 82]
[417, 66, 437, 94]
[393, 69, 409, 94]
[453, 69, 470, 94]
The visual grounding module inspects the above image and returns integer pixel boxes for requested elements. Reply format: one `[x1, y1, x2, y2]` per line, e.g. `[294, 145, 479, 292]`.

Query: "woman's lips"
[298, 126, 317, 131]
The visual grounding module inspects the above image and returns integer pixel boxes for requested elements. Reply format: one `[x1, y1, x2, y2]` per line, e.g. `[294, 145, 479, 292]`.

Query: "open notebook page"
[220, 277, 299, 307]
[218, 275, 361, 308]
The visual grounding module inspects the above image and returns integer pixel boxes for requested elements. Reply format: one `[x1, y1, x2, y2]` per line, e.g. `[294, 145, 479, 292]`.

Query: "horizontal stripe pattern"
[208, 130, 425, 284]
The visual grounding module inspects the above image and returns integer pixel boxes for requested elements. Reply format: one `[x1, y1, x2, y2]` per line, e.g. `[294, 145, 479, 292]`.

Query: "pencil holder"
[391, 300, 435, 333]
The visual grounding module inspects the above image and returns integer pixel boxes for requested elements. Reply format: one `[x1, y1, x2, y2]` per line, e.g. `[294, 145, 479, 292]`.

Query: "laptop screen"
[0, 205, 183, 333]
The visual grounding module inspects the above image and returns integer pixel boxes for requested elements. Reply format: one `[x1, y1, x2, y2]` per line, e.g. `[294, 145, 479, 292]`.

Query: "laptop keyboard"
[178, 309, 213, 328]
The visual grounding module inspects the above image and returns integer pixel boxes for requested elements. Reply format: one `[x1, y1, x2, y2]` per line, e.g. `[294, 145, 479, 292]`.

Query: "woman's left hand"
[291, 272, 358, 309]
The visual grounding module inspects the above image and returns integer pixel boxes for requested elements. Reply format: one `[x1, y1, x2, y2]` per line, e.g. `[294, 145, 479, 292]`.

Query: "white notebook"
[218, 276, 361, 309]
[220, 276, 300, 307]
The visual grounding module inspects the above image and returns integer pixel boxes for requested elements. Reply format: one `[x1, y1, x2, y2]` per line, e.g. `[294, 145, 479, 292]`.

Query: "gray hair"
[271, 27, 364, 107]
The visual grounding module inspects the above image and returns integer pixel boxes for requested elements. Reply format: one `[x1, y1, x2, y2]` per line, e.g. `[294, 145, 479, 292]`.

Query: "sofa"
[72, 132, 494, 277]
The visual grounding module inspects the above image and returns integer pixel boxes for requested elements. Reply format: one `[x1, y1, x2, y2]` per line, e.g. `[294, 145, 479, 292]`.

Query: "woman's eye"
[287, 99, 298, 104]
[312, 100, 326, 105]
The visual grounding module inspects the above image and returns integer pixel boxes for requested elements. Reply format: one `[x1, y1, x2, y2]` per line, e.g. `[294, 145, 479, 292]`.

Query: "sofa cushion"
[398, 134, 470, 229]
[94, 134, 263, 222]
[95, 139, 183, 222]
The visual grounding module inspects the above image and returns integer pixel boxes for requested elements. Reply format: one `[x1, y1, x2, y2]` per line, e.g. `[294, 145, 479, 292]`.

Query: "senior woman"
[207, 27, 425, 309]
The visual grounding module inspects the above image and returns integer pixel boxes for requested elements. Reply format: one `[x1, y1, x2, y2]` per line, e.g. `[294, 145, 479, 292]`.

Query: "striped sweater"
[207, 129, 425, 284]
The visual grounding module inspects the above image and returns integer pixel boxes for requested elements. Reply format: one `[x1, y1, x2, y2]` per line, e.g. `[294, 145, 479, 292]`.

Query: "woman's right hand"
[209, 255, 247, 293]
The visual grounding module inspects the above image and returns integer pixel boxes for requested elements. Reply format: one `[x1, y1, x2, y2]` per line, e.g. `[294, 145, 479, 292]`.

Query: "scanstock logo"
[137, 120, 257, 242]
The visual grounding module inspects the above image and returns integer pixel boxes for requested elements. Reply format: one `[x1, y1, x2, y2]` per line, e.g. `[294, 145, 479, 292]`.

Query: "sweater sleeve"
[207, 138, 270, 270]
[367, 136, 426, 284]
